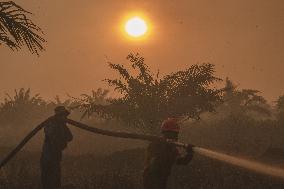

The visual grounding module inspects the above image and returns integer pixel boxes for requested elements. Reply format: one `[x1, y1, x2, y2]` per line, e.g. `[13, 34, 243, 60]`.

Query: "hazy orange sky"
[1, 0, 284, 102]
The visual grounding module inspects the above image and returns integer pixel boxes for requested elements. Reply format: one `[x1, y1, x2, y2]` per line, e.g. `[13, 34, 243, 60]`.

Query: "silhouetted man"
[40, 106, 73, 189]
[143, 118, 194, 189]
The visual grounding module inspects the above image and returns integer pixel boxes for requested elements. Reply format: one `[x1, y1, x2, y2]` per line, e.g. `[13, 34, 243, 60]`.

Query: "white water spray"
[194, 147, 284, 179]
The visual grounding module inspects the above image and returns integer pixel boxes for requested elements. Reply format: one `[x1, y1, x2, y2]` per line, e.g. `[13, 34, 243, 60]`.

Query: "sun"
[124, 16, 148, 38]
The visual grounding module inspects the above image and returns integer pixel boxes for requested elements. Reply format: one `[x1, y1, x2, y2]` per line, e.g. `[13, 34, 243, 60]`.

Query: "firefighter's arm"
[176, 144, 194, 165]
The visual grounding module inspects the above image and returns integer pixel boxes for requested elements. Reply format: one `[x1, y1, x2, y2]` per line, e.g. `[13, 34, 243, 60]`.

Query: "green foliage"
[0, 1, 45, 55]
[78, 53, 222, 132]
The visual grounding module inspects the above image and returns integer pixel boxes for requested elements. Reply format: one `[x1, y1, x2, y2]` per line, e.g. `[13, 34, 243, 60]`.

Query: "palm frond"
[0, 1, 45, 55]
[0, 31, 17, 48]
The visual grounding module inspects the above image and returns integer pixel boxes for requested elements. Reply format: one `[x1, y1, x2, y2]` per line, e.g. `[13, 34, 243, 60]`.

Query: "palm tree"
[76, 53, 222, 133]
[0, 1, 45, 55]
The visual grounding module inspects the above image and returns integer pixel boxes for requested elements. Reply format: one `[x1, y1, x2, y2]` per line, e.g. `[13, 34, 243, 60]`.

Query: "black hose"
[66, 119, 161, 142]
[0, 118, 176, 169]
[0, 119, 47, 169]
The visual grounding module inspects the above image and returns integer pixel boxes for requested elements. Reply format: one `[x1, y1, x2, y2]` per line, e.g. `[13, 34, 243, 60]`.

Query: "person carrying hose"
[40, 106, 73, 189]
[143, 118, 194, 189]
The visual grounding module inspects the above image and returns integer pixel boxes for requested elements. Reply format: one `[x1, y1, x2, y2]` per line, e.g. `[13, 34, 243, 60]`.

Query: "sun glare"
[125, 16, 148, 38]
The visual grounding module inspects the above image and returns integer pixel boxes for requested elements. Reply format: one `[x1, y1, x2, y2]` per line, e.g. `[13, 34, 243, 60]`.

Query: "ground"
[1, 147, 284, 189]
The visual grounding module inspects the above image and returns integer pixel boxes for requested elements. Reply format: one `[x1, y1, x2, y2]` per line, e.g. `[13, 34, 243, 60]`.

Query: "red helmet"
[161, 118, 180, 133]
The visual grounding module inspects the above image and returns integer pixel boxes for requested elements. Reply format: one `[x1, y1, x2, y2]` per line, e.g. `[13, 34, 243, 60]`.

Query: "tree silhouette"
[77, 53, 222, 133]
[276, 95, 284, 112]
[188, 78, 272, 155]
[0, 1, 45, 55]
[0, 88, 48, 126]
[71, 88, 110, 119]
[220, 78, 271, 118]
[276, 95, 284, 122]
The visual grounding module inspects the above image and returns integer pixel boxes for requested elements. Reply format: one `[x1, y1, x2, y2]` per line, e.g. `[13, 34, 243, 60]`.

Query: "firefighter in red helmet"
[143, 118, 194, 189]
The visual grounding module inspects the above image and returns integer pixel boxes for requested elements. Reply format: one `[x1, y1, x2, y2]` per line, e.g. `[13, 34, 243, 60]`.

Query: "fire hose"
[1, 118, 284, 179]
[0, 118, 180, 169]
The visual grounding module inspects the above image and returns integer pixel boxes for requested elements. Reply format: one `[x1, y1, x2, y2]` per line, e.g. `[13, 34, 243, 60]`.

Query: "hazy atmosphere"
[1, 0, 284, 101]
[1, 1, 284, 189]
